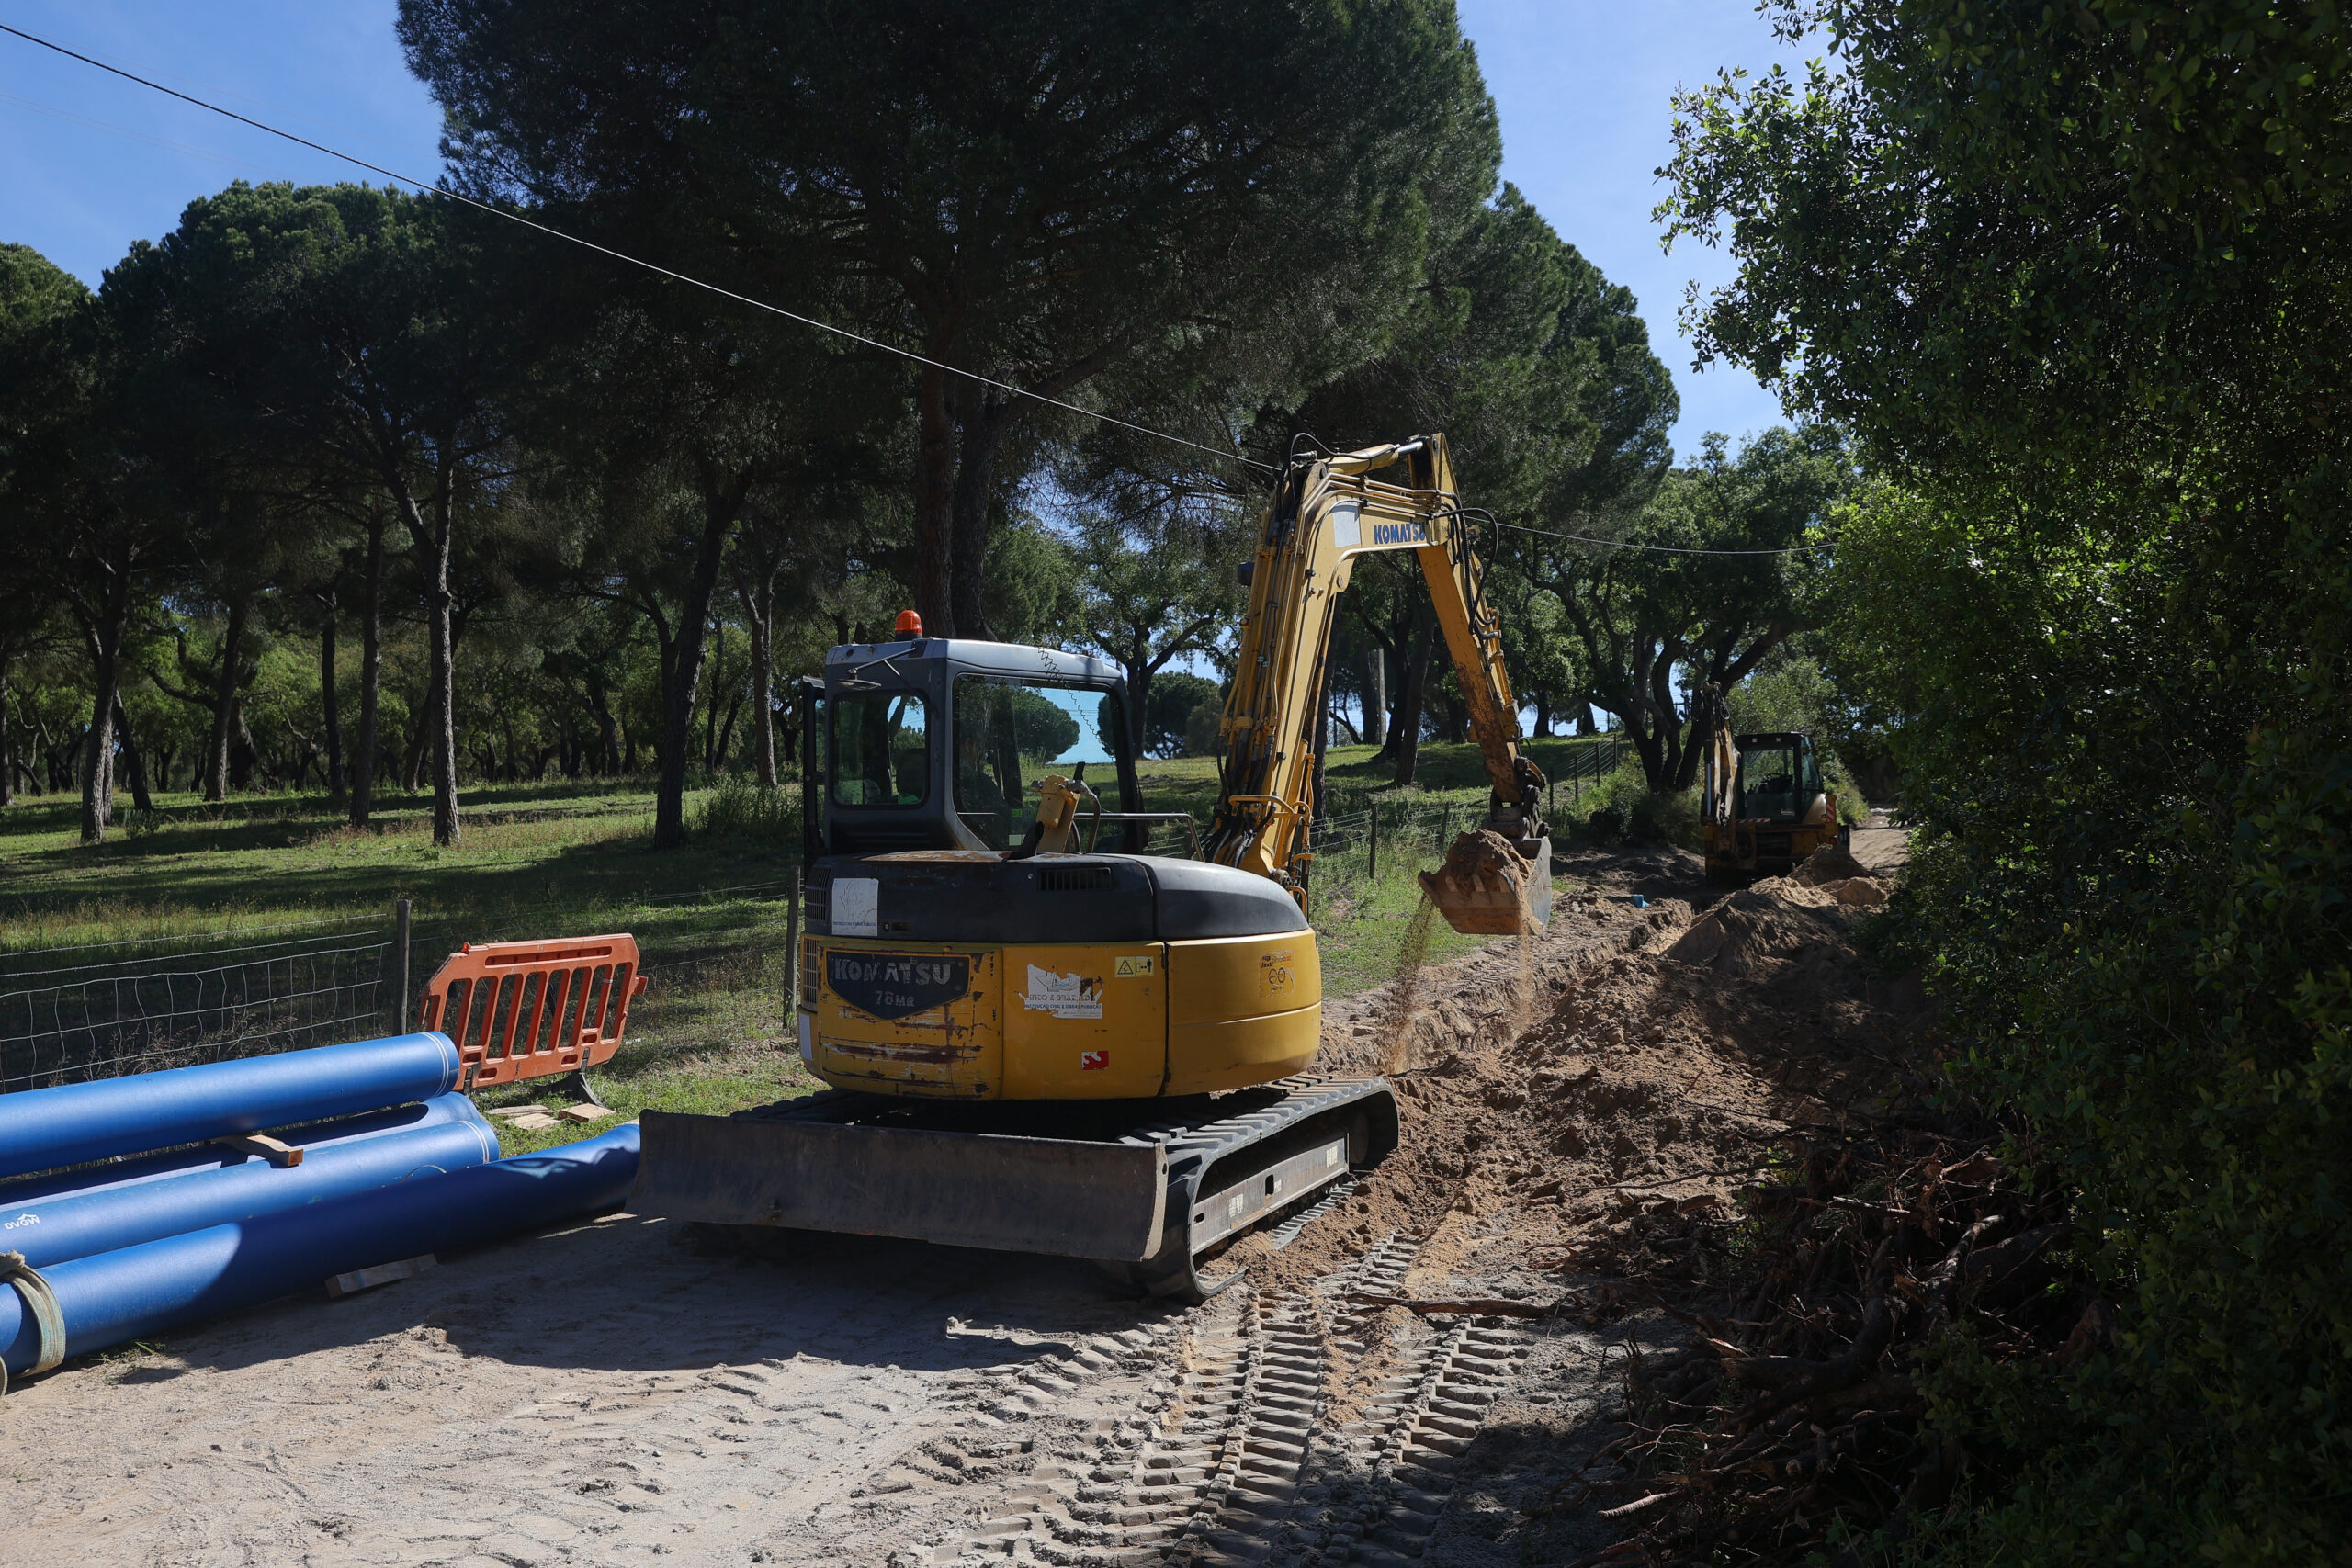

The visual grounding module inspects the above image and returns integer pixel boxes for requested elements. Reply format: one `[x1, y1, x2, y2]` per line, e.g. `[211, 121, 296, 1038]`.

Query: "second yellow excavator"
[632, 435, 1550, 1299]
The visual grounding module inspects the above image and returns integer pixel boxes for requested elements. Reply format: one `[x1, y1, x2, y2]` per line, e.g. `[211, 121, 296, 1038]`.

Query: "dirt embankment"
[0, 837, 1922, 1568]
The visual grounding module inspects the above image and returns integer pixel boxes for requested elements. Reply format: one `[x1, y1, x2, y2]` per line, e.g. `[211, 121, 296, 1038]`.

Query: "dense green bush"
[1665, 3, 2352, 1559]
[693, 775, 801, 846]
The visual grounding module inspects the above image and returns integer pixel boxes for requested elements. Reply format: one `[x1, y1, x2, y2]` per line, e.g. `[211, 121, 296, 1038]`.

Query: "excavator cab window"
[1735, 736, 1822, 824]
[831, 692, 929, 807]
[952, 676, 1130, 850]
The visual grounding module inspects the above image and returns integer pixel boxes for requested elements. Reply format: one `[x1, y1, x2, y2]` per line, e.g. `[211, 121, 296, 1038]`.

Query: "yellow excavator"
[632, 435, 1549, 1299]
[1694, 684, 1845, 877]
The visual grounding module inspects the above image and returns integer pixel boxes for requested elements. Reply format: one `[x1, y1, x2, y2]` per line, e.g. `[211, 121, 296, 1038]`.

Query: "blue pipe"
[0, 1033, 462, 1181]
[0, 1094, 487, 1208]
[0, 1123, 639, 1375]
[0, 1095, 500, 1269]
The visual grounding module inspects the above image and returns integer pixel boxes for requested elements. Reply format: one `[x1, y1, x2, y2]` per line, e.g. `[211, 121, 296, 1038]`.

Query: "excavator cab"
[804, 634, 1143, 858]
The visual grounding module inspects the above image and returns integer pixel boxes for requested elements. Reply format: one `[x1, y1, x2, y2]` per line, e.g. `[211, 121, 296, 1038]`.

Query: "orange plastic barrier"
[416, 935, 649, 1089]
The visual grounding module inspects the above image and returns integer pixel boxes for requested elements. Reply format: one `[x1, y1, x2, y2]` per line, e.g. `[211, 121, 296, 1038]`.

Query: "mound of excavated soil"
[1236, 844, 1918, 1303]
[1790, 843, 1872, 886]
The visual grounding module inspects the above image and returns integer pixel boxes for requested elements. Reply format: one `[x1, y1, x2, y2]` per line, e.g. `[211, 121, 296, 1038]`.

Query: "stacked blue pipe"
[0, 1033, 639, 1379]
[0, 1032, 465, 1180]
[0, 1095, 498, 1269]
[0, 1124, 640, 1377]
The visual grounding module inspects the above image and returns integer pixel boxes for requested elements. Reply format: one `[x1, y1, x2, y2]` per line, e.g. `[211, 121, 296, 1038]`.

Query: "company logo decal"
[826, 951, 969, 1021]
[2, 1213, 37, 1231]
[1023, 965, 1103, 1020]
[1370, 520, 1430, 547]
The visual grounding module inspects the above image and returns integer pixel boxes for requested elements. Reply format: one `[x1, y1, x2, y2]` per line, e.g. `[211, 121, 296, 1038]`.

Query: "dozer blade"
[632, 1110, 1170, 1261]
[1421, 830, 1553, 935]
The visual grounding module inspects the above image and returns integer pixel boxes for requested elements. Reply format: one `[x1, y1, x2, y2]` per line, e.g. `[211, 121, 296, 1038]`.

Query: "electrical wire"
[1494, 518, 1834, 556]
[0, 20, 1278, 476]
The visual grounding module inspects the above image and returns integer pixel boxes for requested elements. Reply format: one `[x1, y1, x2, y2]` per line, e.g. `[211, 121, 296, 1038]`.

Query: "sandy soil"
[1, 836, 1917, 1568]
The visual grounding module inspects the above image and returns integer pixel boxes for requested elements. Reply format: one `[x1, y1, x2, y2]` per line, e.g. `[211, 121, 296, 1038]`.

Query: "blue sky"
[0, 0, 1804, 458]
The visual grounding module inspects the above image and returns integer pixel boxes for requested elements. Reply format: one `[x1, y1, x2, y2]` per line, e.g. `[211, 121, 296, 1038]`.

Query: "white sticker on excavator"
[833, 878, 879, 937]
[1330, 501, 1361, 547]
[1022, 965, 1103, 1020]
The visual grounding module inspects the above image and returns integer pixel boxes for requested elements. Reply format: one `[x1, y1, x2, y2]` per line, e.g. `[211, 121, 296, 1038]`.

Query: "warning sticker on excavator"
[1114, 955, 1155, 977]
[1023, 965, 1103, 1020]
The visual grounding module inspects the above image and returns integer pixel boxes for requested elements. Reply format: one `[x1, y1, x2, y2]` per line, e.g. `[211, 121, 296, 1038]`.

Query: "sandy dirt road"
[1, 838, 1914, 1567]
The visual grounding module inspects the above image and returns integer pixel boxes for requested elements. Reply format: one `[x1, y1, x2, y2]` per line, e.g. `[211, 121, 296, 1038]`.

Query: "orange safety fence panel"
[415, 934, 650, 1089]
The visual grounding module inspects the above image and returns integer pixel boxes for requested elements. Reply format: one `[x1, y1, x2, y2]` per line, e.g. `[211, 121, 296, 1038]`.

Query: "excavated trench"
[0, 833, 1912, 1568]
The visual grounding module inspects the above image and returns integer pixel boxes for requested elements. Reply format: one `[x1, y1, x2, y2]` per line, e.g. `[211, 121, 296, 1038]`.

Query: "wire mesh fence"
[0, 918, 397, 1093]
[0, 877, 809, 1095]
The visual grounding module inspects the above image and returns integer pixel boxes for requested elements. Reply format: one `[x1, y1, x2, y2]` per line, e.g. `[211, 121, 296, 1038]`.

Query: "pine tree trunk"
[423, 596, 458, 843]
[654, 487, 741, 851]
[949, 398, 1010, 639]
[703, 617, 725, 770]
[320, 599, 345, 803]
[387, 454, 460, 847]
[744, 567, 778, 788]
[1362, 648, 1386, 749]
[115, 699, 153, 812]
[1391, 630, 1434, 788]
[912, 364, 956, 635]
[204, 598, 248, 802]
[79, 616, 125, 843]
[349, 517, 384, 827]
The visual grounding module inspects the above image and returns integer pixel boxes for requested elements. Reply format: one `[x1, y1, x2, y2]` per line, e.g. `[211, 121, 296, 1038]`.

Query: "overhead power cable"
[0, 20, 1277, 476]
[1493, 518, 1834, 557]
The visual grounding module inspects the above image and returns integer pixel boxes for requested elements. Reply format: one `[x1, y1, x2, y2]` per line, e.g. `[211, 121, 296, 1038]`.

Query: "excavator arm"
[1204, 434, 1551, 932]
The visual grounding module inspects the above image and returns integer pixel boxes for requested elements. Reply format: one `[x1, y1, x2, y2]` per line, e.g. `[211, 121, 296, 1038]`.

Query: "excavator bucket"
[632, 1109, 1171, 1261]
[1421, 830, 1553, 936]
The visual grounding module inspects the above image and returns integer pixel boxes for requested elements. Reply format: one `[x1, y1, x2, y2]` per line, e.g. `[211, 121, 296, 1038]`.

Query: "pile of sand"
[1255, 841, 1908, 1300]
[1663, 846, 1892, 983]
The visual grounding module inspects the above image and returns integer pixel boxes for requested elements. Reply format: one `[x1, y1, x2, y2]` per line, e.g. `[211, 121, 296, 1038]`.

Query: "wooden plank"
[214, 1133, 303, 1168]
[324, 1254, 437, 1298]
[505, 1112, 562, 1132]
[555, 1104, 616, 1123]
[483, 1104, 551, 1122]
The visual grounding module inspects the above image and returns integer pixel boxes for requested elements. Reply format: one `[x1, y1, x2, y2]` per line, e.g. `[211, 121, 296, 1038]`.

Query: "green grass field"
[0, 737, 1616, 1152]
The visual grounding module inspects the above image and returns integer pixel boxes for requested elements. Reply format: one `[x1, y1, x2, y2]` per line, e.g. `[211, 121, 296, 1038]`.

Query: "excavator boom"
[1206, 435, 1549, 931]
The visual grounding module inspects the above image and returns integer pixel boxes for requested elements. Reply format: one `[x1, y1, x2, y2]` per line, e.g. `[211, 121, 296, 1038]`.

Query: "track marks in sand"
[936, 1234, 1536, 1567]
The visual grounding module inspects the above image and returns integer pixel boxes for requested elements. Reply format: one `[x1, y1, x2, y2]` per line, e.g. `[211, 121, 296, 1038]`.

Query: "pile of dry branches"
[1552, 1129, 2106, 1567]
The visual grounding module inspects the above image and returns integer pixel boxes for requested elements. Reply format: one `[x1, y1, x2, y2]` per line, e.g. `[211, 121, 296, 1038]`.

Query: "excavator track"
[634, 1075, 1398, 1301]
